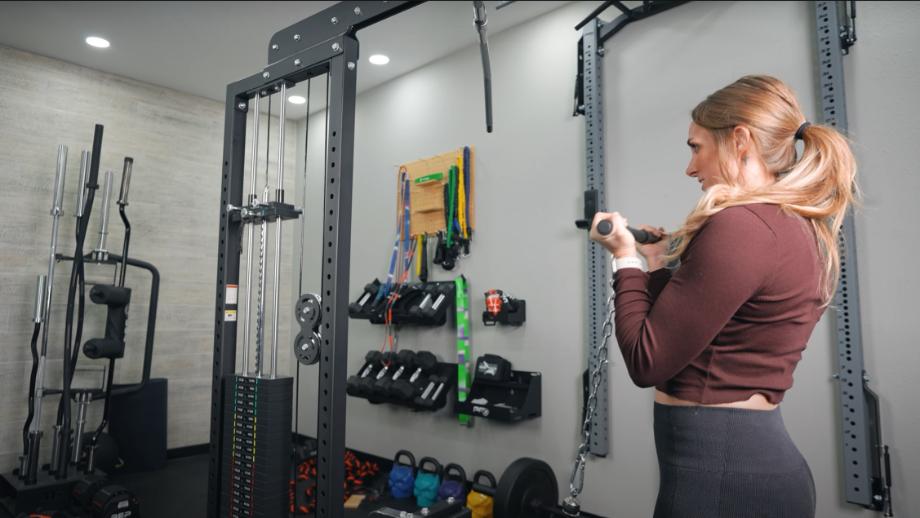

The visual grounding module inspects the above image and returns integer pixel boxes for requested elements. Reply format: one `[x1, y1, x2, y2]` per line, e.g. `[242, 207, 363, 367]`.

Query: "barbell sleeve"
[76, 150, 90, 218]
[118, 157, 133, 206]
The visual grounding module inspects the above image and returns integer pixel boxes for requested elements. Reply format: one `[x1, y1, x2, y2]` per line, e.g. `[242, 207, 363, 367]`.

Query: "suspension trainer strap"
[455, 275, 472, 426]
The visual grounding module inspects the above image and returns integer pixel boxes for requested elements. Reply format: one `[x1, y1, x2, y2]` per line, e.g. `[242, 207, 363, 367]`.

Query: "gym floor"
[106, 452, 424, 518]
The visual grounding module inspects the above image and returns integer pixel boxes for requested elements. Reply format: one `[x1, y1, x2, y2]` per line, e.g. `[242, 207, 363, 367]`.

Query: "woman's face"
[685, 122, 722, 191]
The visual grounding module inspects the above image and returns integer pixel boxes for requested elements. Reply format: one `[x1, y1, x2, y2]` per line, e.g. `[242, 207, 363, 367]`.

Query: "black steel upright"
[208, 3, 420, 518]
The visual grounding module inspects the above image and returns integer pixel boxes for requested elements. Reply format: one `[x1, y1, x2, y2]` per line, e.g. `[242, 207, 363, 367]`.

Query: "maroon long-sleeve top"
[613, 203, 825, 404]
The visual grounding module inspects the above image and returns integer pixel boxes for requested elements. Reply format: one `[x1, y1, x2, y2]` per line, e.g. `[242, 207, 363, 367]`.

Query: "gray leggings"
[653, 402, 816, 518]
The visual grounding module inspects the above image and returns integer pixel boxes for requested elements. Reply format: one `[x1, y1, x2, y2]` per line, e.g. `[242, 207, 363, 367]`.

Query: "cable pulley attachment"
[294, 293, 322, 366]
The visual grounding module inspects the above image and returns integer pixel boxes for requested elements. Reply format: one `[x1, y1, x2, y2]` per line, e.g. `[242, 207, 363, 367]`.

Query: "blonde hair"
[667, 75, 859, 305]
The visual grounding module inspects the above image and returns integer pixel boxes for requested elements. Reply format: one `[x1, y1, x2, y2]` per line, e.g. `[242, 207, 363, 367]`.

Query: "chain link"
[567, 268, 616, 503]
[254, 190, 268, 375]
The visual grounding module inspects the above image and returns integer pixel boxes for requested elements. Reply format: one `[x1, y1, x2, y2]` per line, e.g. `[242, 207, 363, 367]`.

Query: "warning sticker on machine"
[225, 309, 238, 322]
[226, 284, 238, 305]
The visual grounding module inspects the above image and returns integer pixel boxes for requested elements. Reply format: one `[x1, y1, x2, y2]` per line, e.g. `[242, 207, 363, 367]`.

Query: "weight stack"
[220, 375, 292, 518]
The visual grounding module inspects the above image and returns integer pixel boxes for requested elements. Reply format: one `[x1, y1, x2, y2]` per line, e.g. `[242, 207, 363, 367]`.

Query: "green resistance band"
[446, 165, 458, 248]
[415, 172, 444, 184]
[455, 275, 472, 426]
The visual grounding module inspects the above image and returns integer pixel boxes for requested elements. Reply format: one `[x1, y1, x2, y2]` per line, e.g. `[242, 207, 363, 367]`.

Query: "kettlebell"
[413, 457, 442, 508]
[466, 470, 497, 518]
[388, 450, 417, 499]
[437, 463, 468, 502]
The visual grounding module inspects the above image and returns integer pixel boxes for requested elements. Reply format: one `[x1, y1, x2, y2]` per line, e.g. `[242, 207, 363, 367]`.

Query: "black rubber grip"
[596, 220, 662, 244]
[90, 284, 131, 306]
[83, 338, 125, 359]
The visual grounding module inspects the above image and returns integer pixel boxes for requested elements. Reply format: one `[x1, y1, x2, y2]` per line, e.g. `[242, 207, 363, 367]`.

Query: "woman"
[590, 75, 857, 518]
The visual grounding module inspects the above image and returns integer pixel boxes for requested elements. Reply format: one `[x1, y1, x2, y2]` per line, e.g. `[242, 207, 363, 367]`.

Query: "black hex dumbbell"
[365, 352, 398, 401]
[374, 350, 416, 397]
[346, 351, 383, 397]
[413, 374, 448, 409]
[391, 351, 438, 401]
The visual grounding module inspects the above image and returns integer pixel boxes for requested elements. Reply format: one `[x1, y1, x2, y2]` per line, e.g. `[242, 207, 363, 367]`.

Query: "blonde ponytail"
[667, 76, 859, 305]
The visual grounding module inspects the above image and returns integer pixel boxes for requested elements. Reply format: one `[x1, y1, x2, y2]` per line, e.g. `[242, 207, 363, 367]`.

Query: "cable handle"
[595, 219, 662, 244]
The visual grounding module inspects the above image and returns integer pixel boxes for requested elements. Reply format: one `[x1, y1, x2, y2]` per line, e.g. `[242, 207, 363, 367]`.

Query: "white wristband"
[612, 255, 644, 272]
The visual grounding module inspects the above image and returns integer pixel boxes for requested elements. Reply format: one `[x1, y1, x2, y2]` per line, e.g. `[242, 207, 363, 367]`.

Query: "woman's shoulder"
[703, 203, 779, 236]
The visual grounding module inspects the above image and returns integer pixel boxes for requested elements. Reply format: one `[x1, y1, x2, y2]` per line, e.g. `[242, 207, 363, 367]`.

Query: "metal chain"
[255, 217, 267, 376]
[567, 268, 616, 504]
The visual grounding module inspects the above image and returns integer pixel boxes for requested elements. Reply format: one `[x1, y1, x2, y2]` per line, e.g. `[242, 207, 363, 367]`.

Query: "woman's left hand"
[589, 211, 637, 258]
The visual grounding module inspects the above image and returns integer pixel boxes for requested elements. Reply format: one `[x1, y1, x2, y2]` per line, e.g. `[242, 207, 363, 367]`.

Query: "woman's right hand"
[636, 225, 670, 271]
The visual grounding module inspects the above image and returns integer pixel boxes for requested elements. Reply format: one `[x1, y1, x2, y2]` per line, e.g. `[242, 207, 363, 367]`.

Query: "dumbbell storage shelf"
[347, 359, 458, 413]
[349, 281, 456, 326]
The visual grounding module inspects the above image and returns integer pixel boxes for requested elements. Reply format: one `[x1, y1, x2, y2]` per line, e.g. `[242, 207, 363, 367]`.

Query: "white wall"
[295, 2, 919, 516]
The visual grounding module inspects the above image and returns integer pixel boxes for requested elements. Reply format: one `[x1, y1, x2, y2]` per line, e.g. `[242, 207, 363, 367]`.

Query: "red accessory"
[485, 289, 503, 316]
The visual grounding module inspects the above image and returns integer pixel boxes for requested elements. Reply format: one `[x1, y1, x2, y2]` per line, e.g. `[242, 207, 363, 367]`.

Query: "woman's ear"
[732, 125, 753, 156]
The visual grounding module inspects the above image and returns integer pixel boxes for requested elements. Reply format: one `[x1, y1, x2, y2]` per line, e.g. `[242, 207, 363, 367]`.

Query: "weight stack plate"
[219, 375, 293, 518]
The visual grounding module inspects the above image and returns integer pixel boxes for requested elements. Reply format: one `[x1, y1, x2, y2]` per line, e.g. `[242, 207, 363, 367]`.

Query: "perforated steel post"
[815, 1, 887, 510]
[581, 18, 610, 457]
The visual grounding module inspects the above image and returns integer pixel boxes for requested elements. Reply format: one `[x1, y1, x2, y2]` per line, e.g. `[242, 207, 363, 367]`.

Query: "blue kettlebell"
[388, 450, 417, 499]
[437, 463, 468, 502]
[413, 457, 442, 508]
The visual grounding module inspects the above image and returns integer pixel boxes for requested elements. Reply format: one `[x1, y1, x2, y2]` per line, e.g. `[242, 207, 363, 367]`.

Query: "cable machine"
[209, 1, 892, 517]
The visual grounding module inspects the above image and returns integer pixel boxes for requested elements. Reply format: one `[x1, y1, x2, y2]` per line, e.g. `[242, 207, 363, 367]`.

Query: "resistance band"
[455, 275, 472, 426]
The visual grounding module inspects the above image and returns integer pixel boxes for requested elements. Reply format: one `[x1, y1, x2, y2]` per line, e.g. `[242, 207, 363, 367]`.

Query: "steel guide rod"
[270, 83, 287, 379]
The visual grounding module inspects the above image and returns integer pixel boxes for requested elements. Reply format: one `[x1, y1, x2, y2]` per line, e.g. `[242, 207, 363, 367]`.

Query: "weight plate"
[294, 331, 321, 365]
[494, 458, 559, 518]
[295, 293, 322, 331]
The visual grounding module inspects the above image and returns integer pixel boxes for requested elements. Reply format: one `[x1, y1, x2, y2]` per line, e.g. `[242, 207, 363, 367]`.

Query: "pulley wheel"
[295, 293, 322, 331]
[495, 458, 559, 518]
[294, 331, 321, 365]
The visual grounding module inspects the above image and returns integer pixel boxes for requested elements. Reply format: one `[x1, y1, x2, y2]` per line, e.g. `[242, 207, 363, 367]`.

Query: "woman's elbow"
[625, 362, 665, 388]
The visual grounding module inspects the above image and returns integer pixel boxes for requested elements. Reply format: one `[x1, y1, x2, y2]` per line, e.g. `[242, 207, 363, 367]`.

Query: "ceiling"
[0, 1, 572, 119]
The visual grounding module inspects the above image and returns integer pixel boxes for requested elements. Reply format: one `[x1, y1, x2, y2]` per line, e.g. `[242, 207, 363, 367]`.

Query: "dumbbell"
[373, 350, 416, 397]
[90, 485, 139, 518]
[424, 283, 453, 318]
[413, 374, 448, 410]
[413, 457, 443, 508]
[365, 352, 398, 401]
[73, 478, 108, 510]
[466, 470, 497, 518]
[346, 351, 383, 397]
[349, 279, 381, 316]
[437, 463, 468, 502]
[390, 351, 438, 401]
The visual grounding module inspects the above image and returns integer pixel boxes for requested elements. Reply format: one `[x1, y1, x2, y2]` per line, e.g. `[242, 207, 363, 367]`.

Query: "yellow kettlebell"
[466, 470, 497, 518]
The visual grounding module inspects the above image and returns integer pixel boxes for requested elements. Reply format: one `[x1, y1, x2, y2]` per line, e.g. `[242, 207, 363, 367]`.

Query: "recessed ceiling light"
[288, 95, 306, 105]
[369, 54, 390, 66]
[85, 36, 110, 49]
